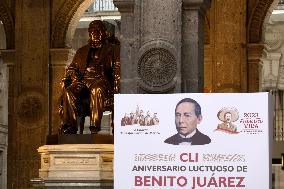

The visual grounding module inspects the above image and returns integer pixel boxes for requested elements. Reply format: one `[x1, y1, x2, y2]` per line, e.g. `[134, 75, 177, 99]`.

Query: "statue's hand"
[61, 76, 72, 88]
[62, 68, 77, 88]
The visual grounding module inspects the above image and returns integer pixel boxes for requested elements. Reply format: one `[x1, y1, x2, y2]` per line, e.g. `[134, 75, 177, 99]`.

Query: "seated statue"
[58, 20, 120, 134]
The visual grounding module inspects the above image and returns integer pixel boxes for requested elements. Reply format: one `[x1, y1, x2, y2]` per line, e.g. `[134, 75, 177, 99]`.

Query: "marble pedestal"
[31, 144, 113, 188]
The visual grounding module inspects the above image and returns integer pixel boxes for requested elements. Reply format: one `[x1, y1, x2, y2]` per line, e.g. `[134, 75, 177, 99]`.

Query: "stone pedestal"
[30, 179, 113, 189]
[31, 144, 113, 188]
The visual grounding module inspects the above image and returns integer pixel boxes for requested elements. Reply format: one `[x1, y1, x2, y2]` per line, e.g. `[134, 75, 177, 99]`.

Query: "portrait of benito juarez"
[164, 98, 211, 145]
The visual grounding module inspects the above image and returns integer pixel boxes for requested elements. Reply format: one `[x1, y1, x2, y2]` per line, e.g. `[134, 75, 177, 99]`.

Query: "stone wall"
[204, 0, 247, 92]
[0, 58, 8, 189]
[7, 0, 50, 188]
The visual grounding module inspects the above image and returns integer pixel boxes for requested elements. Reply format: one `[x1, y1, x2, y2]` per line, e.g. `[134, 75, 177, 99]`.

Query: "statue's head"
[88, 20, 107, 48]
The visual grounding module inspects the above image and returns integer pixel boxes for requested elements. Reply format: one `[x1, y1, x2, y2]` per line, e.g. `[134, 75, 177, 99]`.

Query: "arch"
[0, 22, 6, 49]
[204, 12, 210, 44]
[248, 0, 274, 43]
[258, 0, 282, 92]
[51, 0, 94, 48]
[0, 1, 14, 49]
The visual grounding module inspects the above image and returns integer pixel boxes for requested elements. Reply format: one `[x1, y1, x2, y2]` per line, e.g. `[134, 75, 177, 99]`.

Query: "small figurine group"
[121, 108, 159, 126]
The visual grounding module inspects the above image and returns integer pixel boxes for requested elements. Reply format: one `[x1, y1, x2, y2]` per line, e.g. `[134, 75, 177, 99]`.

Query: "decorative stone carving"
[65, 0, 95, 48]
[17, 92, 44, 125]
[0, 0, 14, 49]
[138, 48, 176, 88]
[51, 0, 93, 48]
[248, 0, 274, 43]
[262, 0, 279, 34]
[260, 50, 281, 90]
[263, 27, 283, 51]
[52, 0, 82, 47]
[260, 16, 284, 91]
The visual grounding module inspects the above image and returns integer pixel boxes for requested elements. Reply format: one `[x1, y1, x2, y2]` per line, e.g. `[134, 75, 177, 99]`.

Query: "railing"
[87, 0, 118, 12]
[272, 90, 284, 141]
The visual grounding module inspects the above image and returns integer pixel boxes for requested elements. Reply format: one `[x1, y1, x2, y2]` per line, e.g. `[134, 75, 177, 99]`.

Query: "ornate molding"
[263, 26, 283, 51]
[248, 0, 274, 43]
[0, 1, 14, 49]
[183, 0, 211, 13]
[138, 48, 177, 88]
[51, 0, 85, 48]
[113, 0, 134, 13]
[137, 40, 178, 93]
[0, 49, 15, 65]
[247, 43, 264, 62]
[260, 50, 281, 90]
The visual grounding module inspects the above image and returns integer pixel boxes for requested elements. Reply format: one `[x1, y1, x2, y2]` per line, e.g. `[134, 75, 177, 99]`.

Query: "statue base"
[31, 144, 113, 188]
[30, 178, 113, 189]
[46, 134, 113, 144]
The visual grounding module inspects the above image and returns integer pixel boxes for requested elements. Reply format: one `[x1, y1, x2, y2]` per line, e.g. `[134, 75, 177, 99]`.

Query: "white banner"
[114, 93, 272, 189]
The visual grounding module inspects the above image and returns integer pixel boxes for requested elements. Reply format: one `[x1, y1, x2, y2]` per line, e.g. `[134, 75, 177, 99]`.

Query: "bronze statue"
[59, 20, 120, 134]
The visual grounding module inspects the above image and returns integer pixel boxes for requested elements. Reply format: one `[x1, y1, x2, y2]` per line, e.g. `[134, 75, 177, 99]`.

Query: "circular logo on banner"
[138, 48, 177, 87]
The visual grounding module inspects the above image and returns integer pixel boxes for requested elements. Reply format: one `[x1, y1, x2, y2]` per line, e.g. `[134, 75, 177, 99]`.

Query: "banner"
[114, 93, 272, 188]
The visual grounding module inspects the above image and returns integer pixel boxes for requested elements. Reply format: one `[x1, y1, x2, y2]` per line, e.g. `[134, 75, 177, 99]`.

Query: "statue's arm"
[62, 52, 80, 88]
[113, 45, 120, 93]
[62, 67, 77, 88]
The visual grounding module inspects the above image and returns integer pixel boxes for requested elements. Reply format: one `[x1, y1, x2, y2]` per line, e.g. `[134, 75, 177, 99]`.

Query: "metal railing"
[87, 0, 117, 12]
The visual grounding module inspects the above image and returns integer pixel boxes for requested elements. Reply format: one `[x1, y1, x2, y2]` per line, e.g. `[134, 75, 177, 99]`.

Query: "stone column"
[113, 0, 136, 93]
[0, 22, 6, 49]
[49, 48, 75, 134]
[0, 49, 14, 189]
[9, 0, 51, 188]
[116, 0, 183, 93]
[259, 50, 281, 90]
[182, 0, 211, 92]
[210, 0, 247, 92]
[115, 0, 210, 93]
[247, 43, 264, 92]
[0, 50, 12, 127]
